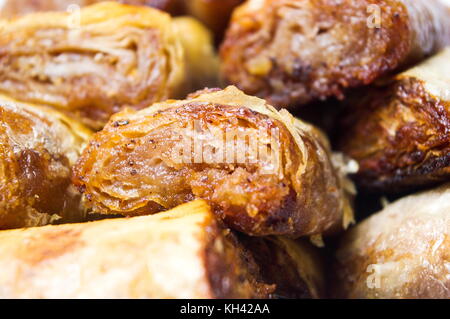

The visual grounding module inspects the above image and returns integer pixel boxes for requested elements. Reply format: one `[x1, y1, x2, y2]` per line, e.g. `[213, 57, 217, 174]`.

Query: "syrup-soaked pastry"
[73, 86, 355, 238]
[0, 94, 92, 230]
[220, 0, 450, 108]
[0, 200, 274, 298]
[333, 184, 450, 299]
[0, 2, 218, 129]
[340, 48, 450, 193]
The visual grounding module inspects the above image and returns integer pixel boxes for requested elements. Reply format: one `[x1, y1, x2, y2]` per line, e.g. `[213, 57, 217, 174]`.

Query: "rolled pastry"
[73, 86, 354, 238]
[220, 0, 450, 108]
[333, 184, 450, 299]
[0, 200, 273, 298]
[0, 2, 217, 129]
[340, 48, 450, 192]
[0, 94, 91, 230]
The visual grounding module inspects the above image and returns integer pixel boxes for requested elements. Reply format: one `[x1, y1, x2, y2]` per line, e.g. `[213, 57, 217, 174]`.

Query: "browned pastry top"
[340, 48, 450, 192]
[73, 86, 354, 237]
[220, 0, 450, 108]
[0, 200, 273, 298]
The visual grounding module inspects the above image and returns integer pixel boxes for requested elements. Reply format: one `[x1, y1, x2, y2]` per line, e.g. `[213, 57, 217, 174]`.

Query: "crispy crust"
[220, 0, 450, 108]
[0, 94, 92, 230]
[0, 200, 273, 298]
[340, 48, 450, 193]
[0, 2, 217, 129]
[73, 86, 354, 237]
[333, 184, 450, 299]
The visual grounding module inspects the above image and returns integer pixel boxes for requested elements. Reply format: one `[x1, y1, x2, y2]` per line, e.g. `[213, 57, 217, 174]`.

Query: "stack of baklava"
[0, 0, 448, 299]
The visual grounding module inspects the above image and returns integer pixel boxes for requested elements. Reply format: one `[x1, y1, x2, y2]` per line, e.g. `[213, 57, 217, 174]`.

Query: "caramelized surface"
[0, 94, 91, 229]
[340, 48, 450, 192]
[220, 0, 450, 108]
[73, 86, 354, 237]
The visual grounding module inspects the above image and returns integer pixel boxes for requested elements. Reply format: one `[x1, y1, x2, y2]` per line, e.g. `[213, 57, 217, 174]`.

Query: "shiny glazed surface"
[73, 86, 354, 237]
[0, 94, 91, 229]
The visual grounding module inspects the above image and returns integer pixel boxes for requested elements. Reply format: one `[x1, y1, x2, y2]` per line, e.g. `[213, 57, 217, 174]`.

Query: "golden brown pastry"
[241, 236, 326, 298]
[73, 86, 355, 238]
[0, 94, 92, 230]
[220, 0, 450, 108]
[333, 184, 450, 299]
[0, 0, 184, 18]
[0, 200, 273, 298]
[339, 48, 450, 193]
[0, 2, 217, 129]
